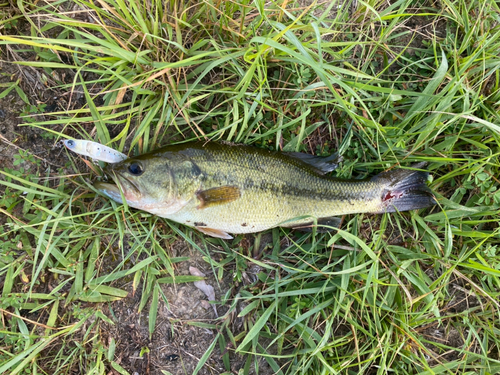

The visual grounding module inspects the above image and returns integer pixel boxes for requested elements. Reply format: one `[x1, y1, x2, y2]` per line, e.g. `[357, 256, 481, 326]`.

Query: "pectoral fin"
[196, 186, 241, 209]
[196, 226, 233, 239]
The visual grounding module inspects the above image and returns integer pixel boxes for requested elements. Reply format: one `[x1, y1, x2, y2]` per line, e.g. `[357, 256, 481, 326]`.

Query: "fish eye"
[66, 140, 75, 148]
[128, 162, 144, 176]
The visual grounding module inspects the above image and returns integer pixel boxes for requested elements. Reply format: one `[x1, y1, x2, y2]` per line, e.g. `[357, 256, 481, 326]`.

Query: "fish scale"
[95, 142, 436, 239]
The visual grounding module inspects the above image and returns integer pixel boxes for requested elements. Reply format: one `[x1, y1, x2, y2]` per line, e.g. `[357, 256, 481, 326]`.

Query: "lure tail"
[373, 163, 436, 213]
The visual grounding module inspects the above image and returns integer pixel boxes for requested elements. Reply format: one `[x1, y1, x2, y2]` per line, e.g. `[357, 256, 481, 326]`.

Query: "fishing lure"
[63, 139, 127, 163]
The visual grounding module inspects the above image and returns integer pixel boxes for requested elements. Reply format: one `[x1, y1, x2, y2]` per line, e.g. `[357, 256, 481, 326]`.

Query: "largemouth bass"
[95, 142, 436, 239]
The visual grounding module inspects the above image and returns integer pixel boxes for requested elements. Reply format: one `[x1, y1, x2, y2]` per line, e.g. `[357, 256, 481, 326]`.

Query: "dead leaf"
[189, 266, 217, 317]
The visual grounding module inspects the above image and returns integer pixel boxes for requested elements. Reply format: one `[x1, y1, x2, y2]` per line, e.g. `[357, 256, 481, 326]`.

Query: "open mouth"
[94, 179, 123, 202]
[94, 168, 141, 203]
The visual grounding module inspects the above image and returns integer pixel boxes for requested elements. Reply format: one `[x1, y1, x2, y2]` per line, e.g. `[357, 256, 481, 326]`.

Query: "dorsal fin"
[284, 151, 342, 175]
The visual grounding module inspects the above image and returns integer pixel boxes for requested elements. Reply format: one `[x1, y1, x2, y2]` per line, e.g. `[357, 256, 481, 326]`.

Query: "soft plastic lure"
[63, 139, 127, 163]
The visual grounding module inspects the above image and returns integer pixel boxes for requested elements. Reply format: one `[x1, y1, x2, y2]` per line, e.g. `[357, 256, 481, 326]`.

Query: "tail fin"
[372, 163, 436, 213]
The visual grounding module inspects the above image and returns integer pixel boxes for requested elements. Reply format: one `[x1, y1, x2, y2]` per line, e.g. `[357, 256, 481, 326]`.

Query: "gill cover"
[96, 153, 205, 217]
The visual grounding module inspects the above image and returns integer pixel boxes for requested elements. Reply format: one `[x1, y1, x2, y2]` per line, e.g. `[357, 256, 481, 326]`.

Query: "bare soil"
[98, 240, 271, 375]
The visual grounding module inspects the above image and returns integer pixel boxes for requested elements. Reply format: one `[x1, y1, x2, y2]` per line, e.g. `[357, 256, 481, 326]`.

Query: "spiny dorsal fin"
[196, 186, 241, 209]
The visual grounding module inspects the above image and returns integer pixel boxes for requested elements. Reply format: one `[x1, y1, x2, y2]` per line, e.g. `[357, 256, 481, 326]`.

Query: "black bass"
[95, 142, 436, 239]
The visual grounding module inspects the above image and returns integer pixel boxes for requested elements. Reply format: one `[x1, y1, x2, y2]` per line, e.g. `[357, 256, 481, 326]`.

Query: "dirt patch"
[99, 240, 274, 375]
[0, 61, 68, 170]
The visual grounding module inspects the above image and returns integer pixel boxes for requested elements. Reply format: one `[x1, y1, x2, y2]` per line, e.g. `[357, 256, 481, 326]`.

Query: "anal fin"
[284, 217, 342, 232]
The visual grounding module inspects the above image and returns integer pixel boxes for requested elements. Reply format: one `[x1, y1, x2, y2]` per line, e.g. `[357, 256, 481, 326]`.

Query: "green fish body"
[95, 142, 435, 239]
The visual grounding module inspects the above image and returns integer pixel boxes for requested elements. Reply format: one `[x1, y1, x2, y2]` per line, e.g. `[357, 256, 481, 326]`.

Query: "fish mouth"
[94, 167, 141, 204]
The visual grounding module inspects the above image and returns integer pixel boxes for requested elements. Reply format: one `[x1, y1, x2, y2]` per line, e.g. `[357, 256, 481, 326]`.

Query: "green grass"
[1, 0, 500, 374]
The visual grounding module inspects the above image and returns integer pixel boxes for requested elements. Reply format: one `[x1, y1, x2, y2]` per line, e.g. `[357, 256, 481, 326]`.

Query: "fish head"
[95, 154, 191, 216]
